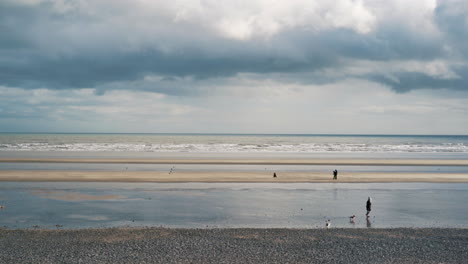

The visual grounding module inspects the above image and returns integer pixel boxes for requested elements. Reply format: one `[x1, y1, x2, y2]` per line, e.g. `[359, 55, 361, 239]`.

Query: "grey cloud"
[369, 66, 468, 93]
[303, 27, 443, 61]
[434, 0, 468, 57]
[0, 1, 466, 95]
[0, 4, 37, 50]
[0, 47, 334, 90]
[0, 1, 334, 89]
[0, 101, 47, 119]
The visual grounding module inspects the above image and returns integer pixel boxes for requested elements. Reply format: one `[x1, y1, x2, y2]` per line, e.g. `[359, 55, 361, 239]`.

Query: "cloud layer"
[1, 0, 466, 93]
[1, 0, 468, 133]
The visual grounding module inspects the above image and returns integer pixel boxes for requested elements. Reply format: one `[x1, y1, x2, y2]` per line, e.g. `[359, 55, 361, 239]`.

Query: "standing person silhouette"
[333, 169, 338, 180]
[366, 197, 372, 217]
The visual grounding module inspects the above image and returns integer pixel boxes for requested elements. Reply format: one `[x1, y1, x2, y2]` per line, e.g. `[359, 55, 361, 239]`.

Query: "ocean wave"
[1, 143, 467, 153]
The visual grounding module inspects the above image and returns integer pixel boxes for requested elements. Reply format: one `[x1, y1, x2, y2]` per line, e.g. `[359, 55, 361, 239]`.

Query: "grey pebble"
[0, 228, 466, 263]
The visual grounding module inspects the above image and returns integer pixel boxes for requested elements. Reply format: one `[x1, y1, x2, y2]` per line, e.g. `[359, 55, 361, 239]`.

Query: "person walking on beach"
[333, 169, 338, 180]
[366, 197, 372, 217]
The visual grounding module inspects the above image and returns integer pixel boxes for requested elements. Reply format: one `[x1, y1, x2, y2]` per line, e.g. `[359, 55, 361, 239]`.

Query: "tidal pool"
[0, 182, 466, 229]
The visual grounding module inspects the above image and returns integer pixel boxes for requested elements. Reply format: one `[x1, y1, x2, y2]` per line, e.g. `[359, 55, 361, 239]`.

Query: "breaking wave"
[1, 142, 467, 153]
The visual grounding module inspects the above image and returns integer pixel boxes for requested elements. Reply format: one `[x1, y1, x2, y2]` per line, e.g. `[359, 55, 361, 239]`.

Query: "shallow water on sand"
[0, 182, 467, 229]
[2, 162, 468, 174]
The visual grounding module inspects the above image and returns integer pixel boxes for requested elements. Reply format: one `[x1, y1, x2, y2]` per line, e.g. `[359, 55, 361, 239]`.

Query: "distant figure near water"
[333, 169, 338, 180]
[273, 172, 277, 178]
[169, 166, 175, 174]
[366, 197, 372, 217]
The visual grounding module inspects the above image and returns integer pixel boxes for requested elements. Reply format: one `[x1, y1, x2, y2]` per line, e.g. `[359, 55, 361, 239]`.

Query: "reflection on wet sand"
[0, 182, 464, 229]
[31, 190, 125, 201]
[67, 214, 110, 221]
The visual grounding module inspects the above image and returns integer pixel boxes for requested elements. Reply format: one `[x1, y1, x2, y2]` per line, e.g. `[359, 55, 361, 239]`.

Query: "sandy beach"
[0, 228, 466, 263]
[1, 155, 467, 263]
[2, 157, 468, 166]
[1, 157, 468, 182]
[1, 170, 468, 182]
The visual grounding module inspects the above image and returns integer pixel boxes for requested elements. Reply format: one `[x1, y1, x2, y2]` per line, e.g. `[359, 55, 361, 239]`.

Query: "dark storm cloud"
[0, 0, 466, 94]
[369, 67, 468, 93]
[0, 2, 334, 89]
[0, 47, 334, 91]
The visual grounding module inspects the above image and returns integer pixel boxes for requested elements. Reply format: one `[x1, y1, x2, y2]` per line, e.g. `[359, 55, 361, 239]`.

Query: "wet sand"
[30, 190, 125, 201]
[0, 228, 466, 263]
[1, 157, 467, 182]
[0, 170, 467, 182]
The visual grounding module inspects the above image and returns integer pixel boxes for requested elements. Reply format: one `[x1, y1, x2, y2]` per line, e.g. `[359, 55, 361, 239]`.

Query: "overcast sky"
[1, 0, 467, 134]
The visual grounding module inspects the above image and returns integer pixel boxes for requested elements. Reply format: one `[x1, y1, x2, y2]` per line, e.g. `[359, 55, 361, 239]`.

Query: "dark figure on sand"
[333, 169, 338, 180]
[366, 197, 372, 217]
[273, 172, 277, 178]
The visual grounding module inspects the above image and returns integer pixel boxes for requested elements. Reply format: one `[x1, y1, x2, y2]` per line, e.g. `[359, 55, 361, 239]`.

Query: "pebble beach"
[1, 228, 466, 263]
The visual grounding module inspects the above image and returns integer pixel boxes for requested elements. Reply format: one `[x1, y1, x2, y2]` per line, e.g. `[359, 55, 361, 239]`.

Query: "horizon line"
[1, 132, 468, 137]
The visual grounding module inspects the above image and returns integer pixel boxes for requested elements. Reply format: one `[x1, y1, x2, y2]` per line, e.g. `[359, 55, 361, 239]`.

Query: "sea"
[1, 133, 468, 153]
[1, 133, 468, 162]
